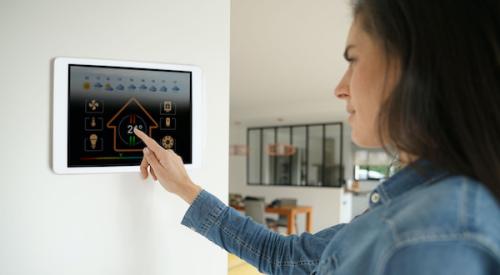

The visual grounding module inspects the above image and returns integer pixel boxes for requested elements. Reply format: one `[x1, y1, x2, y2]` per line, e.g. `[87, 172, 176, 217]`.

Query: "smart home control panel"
[53, 57, 203, 174]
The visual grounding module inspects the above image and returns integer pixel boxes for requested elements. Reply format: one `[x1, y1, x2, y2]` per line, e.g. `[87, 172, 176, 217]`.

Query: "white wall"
[0, 1, 229, 275]
[230, 0, 352, 123]
[228, 123, 353, 233]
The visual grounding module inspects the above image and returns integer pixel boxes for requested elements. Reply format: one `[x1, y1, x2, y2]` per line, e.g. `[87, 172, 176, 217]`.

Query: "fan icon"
[88, 99, 100, 111]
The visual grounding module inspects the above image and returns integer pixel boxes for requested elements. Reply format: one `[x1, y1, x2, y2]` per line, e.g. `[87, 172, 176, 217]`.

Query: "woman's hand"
[133, 128, 202, 204]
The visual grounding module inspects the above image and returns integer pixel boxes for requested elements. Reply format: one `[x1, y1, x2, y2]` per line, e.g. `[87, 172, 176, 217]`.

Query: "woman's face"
[335, 17, 399, 148]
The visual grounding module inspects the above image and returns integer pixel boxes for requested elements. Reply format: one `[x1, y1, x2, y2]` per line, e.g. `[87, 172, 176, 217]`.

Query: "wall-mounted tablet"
[53, 57, 203, 174]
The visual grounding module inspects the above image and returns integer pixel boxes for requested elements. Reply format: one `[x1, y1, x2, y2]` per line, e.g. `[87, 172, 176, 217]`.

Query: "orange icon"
[163, 101, 172, 113]
[161, 135, 174, 149]
[88, 99, 100, 111]
[89, 134, 98, 149]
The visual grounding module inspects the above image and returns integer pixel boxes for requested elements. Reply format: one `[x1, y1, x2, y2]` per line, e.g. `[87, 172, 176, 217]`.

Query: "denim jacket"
[181, 160, 500, 274]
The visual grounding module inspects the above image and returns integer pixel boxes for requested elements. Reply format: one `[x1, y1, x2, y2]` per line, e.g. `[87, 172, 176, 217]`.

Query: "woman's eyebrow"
[343, 45, 355, 60]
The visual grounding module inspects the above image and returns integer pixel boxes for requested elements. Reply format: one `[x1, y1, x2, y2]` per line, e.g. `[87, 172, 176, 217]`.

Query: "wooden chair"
[275, 198, 298, 233]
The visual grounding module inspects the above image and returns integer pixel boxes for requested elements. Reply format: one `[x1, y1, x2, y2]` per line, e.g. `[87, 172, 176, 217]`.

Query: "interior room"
[0, 0, 393, 274]
[227, 1, 390, 273]
[4, 0, 496, 275]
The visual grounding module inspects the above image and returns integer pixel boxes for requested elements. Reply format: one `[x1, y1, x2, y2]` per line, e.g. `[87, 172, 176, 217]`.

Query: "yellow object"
[228, 253, 263, 275]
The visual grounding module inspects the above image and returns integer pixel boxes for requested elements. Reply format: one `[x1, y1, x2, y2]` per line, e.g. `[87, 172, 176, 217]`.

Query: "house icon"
[106, 97, 159, 152]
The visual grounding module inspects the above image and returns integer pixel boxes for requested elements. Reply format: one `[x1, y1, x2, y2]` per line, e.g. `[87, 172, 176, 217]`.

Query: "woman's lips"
[348, 111, 355, 122]
[346, 106, 355, 122]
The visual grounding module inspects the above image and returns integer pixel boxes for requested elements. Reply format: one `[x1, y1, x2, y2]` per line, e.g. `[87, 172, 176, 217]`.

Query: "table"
[232, 204, 313, 235]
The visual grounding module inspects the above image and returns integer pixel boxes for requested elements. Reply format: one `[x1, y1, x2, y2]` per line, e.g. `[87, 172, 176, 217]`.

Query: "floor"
[228, 253, 263, 275]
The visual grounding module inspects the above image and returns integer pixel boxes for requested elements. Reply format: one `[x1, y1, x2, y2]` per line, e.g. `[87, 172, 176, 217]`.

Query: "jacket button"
[370, 192, 381, 204]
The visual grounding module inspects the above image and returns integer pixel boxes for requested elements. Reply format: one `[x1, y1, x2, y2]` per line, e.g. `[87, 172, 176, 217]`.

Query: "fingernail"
[143, 147, 149, 154]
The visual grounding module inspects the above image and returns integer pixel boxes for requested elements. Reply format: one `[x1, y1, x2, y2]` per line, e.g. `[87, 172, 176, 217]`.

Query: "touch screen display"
[68, 65, 192, 167]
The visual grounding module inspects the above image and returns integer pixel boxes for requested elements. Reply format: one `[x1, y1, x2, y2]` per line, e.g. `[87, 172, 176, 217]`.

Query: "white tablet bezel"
[52, 57, 203, 174]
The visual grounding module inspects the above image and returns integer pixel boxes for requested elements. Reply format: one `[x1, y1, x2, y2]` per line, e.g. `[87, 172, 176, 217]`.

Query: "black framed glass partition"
[247, 122, 344, 187]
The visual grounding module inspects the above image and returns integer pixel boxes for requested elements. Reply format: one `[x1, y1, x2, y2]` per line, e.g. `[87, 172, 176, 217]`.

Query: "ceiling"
[230, 0, 353, 127]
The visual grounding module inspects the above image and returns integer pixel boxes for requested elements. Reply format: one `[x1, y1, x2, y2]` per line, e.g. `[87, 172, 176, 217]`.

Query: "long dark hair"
[353, 0, 500, 200]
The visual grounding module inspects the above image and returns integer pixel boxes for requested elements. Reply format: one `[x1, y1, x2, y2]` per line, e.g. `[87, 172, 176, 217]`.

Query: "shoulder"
[378, 176, 500, 272]
[378, 238, 500, 275]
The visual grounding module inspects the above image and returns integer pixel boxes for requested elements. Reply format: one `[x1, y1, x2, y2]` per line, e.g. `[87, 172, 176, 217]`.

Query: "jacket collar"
[368, 159, 450, 208]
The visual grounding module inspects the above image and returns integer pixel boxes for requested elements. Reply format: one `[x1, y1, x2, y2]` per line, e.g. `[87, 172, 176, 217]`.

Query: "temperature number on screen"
[117, 114, 147, 146]
[127, 124, 143, 134]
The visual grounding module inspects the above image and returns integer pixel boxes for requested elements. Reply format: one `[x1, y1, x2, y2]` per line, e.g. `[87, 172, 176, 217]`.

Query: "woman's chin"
[351, 130, 383, 149]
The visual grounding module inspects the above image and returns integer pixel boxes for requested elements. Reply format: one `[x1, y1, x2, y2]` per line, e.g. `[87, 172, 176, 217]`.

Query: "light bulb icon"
[91, 117, 96, 128]
[165, 117, 171, 127]
[89, 134, 98, 149]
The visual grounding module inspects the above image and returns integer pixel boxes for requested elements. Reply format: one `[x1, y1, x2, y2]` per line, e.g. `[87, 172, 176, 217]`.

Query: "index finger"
[134, 127, 164, 155]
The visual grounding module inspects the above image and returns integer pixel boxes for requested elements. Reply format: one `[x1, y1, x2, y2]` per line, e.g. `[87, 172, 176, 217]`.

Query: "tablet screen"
[67, 65, 192, 167]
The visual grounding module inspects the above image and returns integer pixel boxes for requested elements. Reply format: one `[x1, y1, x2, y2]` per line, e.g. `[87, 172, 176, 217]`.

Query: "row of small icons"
[83, 82, 181, 92]
[84, 97, 105, 151]
[85, 99, 176, 115]
[84, 116, 176, 131]
[160, 100, 177, 150]
[84, 133, 176, 151]
[85, 117, 104, 151]
[84, 114, 176, 151]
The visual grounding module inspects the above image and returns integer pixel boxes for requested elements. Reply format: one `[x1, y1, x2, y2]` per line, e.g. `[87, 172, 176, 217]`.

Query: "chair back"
[277, 198, 298, 207]
[243, 199, 266, 224]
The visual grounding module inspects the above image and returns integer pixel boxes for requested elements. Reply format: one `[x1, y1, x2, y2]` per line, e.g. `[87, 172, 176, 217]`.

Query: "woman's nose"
[335, 71, 350, 100]
[334, 84, 349, 99]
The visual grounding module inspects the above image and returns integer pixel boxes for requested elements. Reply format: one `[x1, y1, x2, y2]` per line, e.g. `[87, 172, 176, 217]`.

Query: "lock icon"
[163, 101, 172, 113]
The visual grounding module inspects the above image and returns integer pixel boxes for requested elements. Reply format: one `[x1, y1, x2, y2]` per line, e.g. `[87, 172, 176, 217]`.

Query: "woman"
[134, 0, 500, 274]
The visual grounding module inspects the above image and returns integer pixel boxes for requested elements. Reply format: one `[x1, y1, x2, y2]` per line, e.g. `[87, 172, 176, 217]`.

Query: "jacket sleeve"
[181, 190, 346, 275]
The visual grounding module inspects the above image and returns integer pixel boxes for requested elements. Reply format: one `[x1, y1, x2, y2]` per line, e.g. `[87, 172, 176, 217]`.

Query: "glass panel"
[324, 124, 342, 186]
[261, 128, 275, 185]
[247, 123, 344, 187]
[352, 142, 391, 181]
[291, 127, 306, 185]
[247, 129, 261, 184]
[275, 127, 291, 185]
[307, 126, 323, 186]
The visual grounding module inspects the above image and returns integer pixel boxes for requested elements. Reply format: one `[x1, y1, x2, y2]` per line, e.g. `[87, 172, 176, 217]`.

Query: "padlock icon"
[163, 101, 172, 113]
